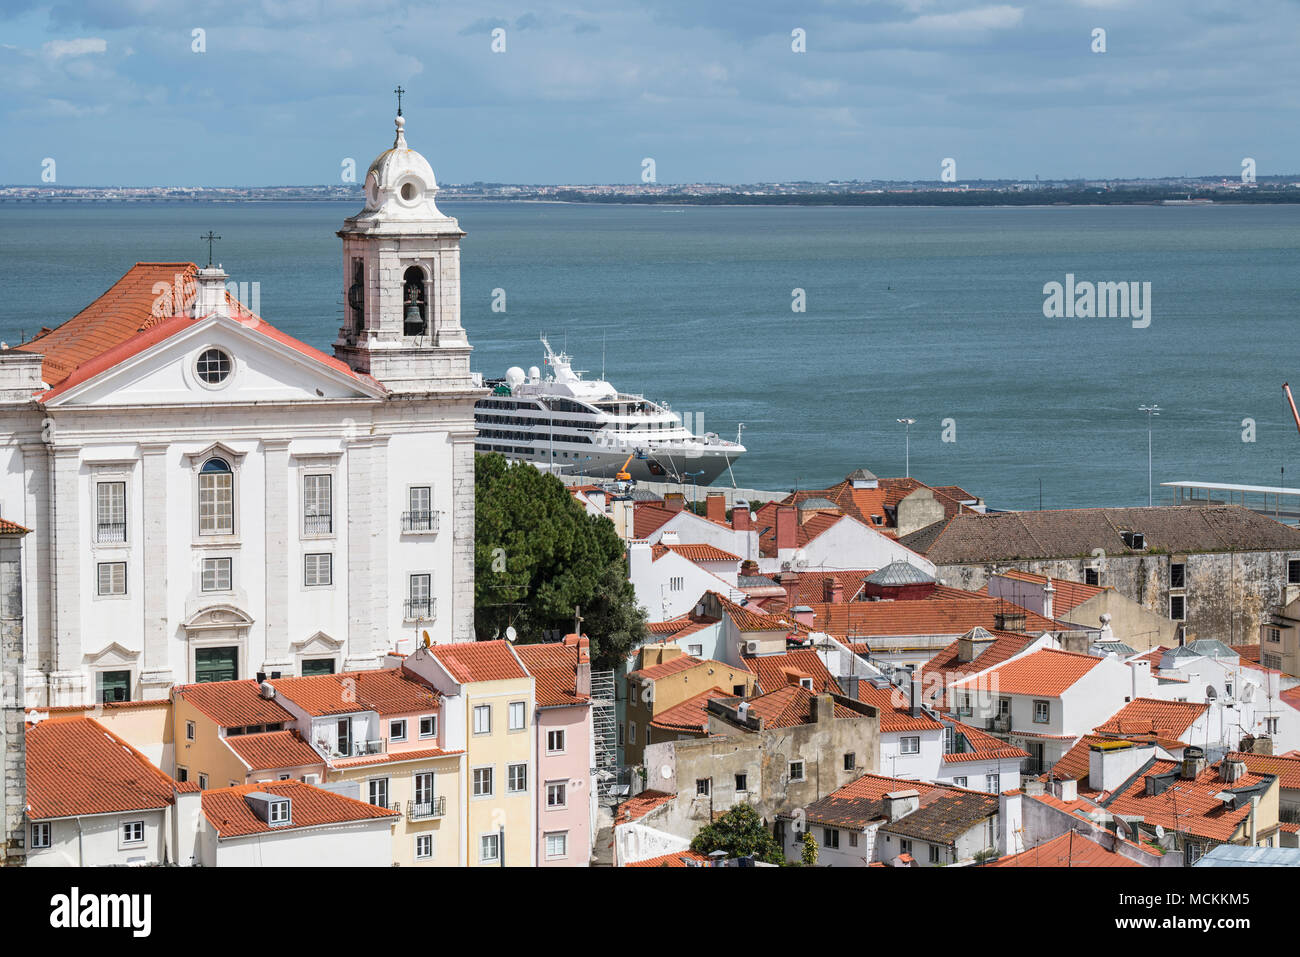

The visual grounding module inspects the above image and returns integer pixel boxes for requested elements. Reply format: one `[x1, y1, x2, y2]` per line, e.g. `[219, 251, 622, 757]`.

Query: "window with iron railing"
[96, 481, 126, 543]
[402, 510, 439, 532]
[304, 474, 332, 534]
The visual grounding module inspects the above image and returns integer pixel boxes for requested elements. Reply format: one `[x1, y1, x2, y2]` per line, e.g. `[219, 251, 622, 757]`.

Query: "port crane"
[1284, 383, 1300, 437]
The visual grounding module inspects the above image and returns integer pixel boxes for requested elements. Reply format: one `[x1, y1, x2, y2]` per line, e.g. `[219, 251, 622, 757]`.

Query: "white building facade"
[0, 111, 482, 707]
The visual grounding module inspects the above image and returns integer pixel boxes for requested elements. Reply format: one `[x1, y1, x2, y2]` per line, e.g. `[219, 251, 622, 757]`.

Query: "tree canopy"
[689, 803, 784, 865]
[474, 453, 647, 670]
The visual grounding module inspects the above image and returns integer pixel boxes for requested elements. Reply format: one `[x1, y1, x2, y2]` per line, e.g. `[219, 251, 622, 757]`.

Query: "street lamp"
[684, 470, 705, 510]
[896, 418, 916, 478]
[1139, 404, 1161, 507]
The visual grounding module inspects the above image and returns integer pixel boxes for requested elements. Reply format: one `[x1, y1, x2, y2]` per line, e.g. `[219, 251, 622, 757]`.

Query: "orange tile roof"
[1231, 644, 1262, 664]
[647, 616, 721, 642]
[514, 641, 591, 708]
[628, 653, 706, 681]
[795, 773, 949, 828]
[270, 668, 440, 717]
[854, 681, 944, 732]
[742, 684, 859, 729]
[429, 640, 528, 683]
[328, 746, 462, 769]
[224, 730, 324, 772]
[986, 830, 1144, 867]
[992, 568, 1106, 615]
[627, 849, 713, 867]
[649, 687, 735, 734]
[1028, 790, 1101, 822]
[713, 593, 805, 634]
[950, 648, 1104, 698]
[745, 649, 839, 695]
[1103, 759, 1276, 843]
[812, 597, 1059, 641]
[633, 503, 680, 539]
[173, 680, 295, 728]
[921, 631, 1037, 692]
[789, 570, 875, 604]
[1226, 751, 1300, 790]
[1283, 686, 1300, 712]
[651, 543, 741, 563]
[0, 517, 30, 534]
[943, 720, 1031, 763]
[26, 717, 177, 819]
[1095, 698, 1207, 738]
[773, 475, 972, 535]
[615, 790, 676, 825]
[201, 780, 397, 838]
[16, 262, 381, 399]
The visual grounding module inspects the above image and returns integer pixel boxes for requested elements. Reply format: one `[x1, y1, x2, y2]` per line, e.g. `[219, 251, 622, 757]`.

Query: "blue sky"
[1, 0, 1297, 185]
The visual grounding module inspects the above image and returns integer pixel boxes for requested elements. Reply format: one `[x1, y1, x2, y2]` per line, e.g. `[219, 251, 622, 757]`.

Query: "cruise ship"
[473, 338, 746, 485]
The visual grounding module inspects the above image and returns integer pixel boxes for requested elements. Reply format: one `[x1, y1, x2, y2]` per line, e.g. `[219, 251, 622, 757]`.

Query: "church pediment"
[184, 603, 255, 632]
[83, 642, 140, 668]
[291, 631, 345, 655]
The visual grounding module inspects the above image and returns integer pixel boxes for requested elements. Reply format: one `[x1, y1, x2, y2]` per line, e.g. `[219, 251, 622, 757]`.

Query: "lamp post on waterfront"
[1139, 404, 1161, 506]
[897, 418, 916, 478]
[685, 470, 705, 511]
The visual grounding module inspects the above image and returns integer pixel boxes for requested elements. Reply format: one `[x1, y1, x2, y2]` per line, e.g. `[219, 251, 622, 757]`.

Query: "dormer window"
[269, 799, 290, 825]
[403, 266, 427, 336]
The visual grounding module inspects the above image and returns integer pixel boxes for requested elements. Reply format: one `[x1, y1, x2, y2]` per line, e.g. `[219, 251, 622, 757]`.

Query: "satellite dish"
[505, 626, 517, 643]
[1205, 685, 1218, 701]
[1240, 684, 1256, 704]
[1154, 824, 1165, 839]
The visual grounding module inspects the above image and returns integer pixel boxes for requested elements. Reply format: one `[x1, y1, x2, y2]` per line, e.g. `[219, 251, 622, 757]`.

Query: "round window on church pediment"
[196, 347, 233, 386]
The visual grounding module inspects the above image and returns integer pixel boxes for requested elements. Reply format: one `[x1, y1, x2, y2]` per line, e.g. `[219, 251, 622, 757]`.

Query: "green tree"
[800, 828, 819, 867]
[689, 803, 784, 865]
[474, 453, 646, 669]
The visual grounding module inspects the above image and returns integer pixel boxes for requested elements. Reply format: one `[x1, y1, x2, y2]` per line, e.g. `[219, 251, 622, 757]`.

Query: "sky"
[1, 0, 1298, 186]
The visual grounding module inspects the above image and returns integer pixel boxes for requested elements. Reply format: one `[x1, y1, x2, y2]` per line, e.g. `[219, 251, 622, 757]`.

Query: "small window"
[789, 760, 805, 782]
[419, 715, 437, 739]
[1034, 700, 1050, 723]
[953, 776, 967, 787]
[186, 720, 196, 741]
[408, 573, 432, 618]
[389, 719, 407, 742]
[629, 722, 637, 745]
[732, 684, 746, 696]
[547, 782, 567, 808]
[97, 670, 130, 704]
[1264, 653, 1282, 671]
[97, 561, 126, 596]
[900, 736, 920, 755]
[96, 481, 127, 543]
[30, 822, 51, 849]
[473, 705, 491, 735]
[368, 778, 389, 809]
[688, 644, 703, 657]
[899, 839, 912, 856]
[843, 752, 856, 771]
[547, 729, 565, 753]
[1170, 562, 1185, 589]
[1084, 567, 1100, 587]
[823, 827, 840, 849]
[473, 767, 493, 797]
[545, 832, 568, 860]
[696, 778, 710, 796]
[1267, 628, 1282, 644]
[406, 487, 433, 531]
[986, 773, 1001, 794]
[196, 347, 233, 384]
[1170, 595, 1186, 621]
[508, 701, 526, 731]
[799, 677, 813, 690]
[929, 844, 941, 864]
[270, 801, 291, 824]
[849, 832, 859, 848]
[304, 553, 333, 587]
[1289, 560, 1300, 585]
[508, 763, 528, 793]
[201, 557, 232, 592]
[735, 773, 747, 792]
[1266, 717, 1280, 734]
[480, 833, 500, 863]
[198, 773, 209, 790]
[176, 767, 189, 783]
[301, 658, 335, 676]
[415, 834, 433, 860]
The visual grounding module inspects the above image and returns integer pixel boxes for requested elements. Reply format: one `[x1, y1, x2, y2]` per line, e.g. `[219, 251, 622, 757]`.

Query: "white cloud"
[43, 37, 108, 59]
[908, 5, 1024, 32]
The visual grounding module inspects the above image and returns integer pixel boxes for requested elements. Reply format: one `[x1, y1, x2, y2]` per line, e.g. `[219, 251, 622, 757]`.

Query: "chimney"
[1219, 758, 1248, 783]
[706, 493, 726, 524]
[775, 506, 797, 553]
[1179, 746, 1206, 781]
[1041, 577, 1056, 621]
[732, 505, 751, 532]
[575, 637, 591, 697]
[1057, 778, 1078, 802]
[998, 790, 1024, 855]
[884, 790, 920, 822]
[823, 577, 844, 603]
[664, 492, 685, 513]
[810, 693, 835, 724]
[909, 670, 922, 718]
[660, 528, 680, 545]
[1089, 741, 1156, 793]
[776, 570, 800, 608]
[791, 605, 815, 628]
[740, 559, 759, 577]
[193, 265, 231, 319]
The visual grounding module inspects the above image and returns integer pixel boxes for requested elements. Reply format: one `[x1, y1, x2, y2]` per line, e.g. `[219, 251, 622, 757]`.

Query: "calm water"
[2, 200, 1298, 509]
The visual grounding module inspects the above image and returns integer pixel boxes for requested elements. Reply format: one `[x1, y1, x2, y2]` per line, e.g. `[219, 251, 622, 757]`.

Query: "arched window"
[403, 265, 427, 336]
[199, 458, 234, 535]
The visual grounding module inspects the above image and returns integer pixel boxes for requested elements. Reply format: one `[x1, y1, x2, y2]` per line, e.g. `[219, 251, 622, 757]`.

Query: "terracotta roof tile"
[943, 719, 1031, 763]
[986, 830, 1145, 867]
[1095, 698, 1207, 738]
[0, 517, 30, 534]
[514, 641, 591, 708]
[812, 597, 1059, 641]
[26, 717, 177, 819]
[615, 790, 675, 825]
[741, 684, 859, 729]
[224, 730, 324, 772]
[429, 640, 528, 683]
[173, 680, 295, 728]
[1226, 751, 1300, 790]
[328, 746, 462, 769]
[201, 780, 396, 839]
[651, 543, 741, 563]
[921, 631, 1036, 692]
[950, 648, 1105, 698]
[629, 654, 707, 681]
[795, 773, 948, 829]
[627, 849, 713, 867]
[854, 681, 944, 732]
[992, 568, 1106, 615]
[745, 649, 839, 695]
[649, 687, 735, 734]
[269, 669, 440, 717]
[1103, 759, 1276, 843]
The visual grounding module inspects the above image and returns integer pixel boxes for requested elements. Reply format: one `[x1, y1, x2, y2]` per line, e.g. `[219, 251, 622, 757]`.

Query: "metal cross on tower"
[201, 231, 220, 267]
[394, 85, 405, 116]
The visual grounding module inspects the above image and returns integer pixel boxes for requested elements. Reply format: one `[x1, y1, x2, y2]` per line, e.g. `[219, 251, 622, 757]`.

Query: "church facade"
[0, 113, 482, 707]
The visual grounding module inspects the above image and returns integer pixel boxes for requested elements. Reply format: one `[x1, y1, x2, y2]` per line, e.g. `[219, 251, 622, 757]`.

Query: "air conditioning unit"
[744, 640, 761, 655]
[781, 561, 792, 571]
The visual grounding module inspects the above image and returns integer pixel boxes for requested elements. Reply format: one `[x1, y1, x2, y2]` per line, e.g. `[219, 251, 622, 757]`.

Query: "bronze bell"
[403, 296, 425, 335]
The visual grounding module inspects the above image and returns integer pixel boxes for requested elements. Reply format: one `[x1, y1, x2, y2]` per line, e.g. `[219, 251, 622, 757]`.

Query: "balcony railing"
[304, 513, 333, 535]
[353, 739, 385, 757]
[407, 796, 447, 821]
[405, 598, 436, 621]
[96, 522, 127, 544]
[986, 715, 1012, 733]
[402, 510, 439, 533]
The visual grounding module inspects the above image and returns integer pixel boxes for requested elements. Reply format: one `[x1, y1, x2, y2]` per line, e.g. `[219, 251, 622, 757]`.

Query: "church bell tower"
[335, 105, 474, 393]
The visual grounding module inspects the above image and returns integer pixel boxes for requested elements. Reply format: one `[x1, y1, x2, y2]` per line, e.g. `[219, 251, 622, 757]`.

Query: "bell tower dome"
[335, 109, 474, 393]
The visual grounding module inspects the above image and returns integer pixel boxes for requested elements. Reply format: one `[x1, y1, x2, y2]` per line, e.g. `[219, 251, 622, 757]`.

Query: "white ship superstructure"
[474, 338, 745, 485]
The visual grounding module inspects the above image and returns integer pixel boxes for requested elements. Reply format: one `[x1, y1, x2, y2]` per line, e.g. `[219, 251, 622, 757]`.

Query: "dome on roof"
[847, 468, 878, 481]
[347, 114, 457, 230]
[865, 561, 935, 586]
[797, 497, 839, 511]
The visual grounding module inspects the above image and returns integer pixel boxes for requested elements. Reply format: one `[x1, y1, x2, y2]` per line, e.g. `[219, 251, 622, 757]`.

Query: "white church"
[0, 111, 482, 707]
